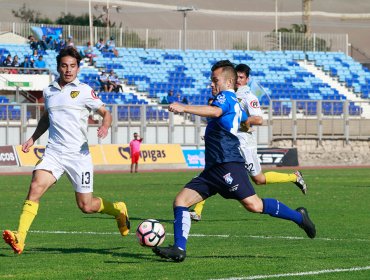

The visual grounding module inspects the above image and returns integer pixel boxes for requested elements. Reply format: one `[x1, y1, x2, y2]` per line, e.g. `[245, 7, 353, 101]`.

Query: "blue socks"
[262, 198, 303, 225]
[173, 206, 191, 251]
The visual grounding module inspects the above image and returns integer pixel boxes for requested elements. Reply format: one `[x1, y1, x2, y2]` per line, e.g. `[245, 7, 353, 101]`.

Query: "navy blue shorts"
[185, 162, 256, 200]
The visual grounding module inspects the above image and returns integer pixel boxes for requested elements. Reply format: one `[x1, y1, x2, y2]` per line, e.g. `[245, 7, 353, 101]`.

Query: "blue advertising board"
[182, 149, 205, 168]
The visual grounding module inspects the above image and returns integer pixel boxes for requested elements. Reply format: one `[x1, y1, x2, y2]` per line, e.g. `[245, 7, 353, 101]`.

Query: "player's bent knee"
[241, 196, 264, 213]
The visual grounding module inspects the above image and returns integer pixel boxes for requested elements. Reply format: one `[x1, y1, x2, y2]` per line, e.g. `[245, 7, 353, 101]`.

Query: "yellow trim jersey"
[44, 78, 104, 153]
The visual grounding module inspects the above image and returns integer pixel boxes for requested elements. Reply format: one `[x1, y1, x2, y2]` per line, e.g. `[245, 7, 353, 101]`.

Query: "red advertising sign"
[0, 146, 19, 166]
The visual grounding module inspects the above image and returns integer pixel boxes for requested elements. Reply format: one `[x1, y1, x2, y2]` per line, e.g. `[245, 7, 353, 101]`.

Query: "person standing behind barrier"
[130, 132, 143, 173]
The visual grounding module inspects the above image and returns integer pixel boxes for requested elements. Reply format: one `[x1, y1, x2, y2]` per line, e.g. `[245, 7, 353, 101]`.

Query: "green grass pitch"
[0, 168, 369, 279]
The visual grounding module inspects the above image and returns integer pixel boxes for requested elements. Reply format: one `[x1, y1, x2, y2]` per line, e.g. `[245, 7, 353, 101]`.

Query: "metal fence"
[0, 100, 369, 147]
[1, 21, 348, 54]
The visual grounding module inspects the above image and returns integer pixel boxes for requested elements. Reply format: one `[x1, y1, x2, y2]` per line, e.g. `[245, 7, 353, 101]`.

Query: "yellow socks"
[17, 200, 39, 242]
[97, 197, 121, 217]
[265, 172, 297, 184]
[193, 200, 206, 216]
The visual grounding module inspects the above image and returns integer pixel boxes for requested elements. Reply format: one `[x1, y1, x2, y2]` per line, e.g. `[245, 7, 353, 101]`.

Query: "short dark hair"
[235, 63, 251, 78]
[211, 60, 234, 72]
[56, 47, 81, 69]
[211, 60, 237, 84]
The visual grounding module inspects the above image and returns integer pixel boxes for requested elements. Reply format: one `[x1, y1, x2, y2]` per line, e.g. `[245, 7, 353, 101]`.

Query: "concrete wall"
[272, 139, 370, 166]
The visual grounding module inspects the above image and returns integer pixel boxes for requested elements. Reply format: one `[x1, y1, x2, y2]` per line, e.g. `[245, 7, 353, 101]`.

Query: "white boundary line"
[209, 266, 370, 280]
[26, 230, 370, 242]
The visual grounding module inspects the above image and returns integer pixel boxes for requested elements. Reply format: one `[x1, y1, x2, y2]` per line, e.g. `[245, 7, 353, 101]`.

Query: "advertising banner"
[15, 145, 45, 166]
[182, 149, 205, 168]
[31, 26, 63, 41]
[182, 148, 299, 168]
[0, 146, 19, 166]
[102, 144, 185, 165]
[258, 148, 299, 166]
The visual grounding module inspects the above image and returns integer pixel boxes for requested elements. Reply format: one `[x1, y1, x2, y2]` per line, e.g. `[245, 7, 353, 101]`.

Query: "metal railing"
[0, 21, 348, 53]
[0, 100, 369, 147]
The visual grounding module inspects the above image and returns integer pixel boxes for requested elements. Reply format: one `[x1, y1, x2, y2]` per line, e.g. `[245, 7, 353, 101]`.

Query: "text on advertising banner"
[0, 146, 19, 166]
[102, 144, 185, 165]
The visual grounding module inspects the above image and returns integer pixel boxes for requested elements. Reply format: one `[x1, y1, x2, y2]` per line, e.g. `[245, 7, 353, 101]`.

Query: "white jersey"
[236, 85, 263, 148]
[44, 78, 104, 153]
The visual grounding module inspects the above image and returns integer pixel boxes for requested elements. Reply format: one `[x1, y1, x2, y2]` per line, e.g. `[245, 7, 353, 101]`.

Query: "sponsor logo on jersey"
[70, 91, 80, 98]
[229, 184, 239, 192]
[250, 99, 260, 108]
[216, 94, 226, 104]
[91, 89, 99, 99]
[223, 173, 233, 184]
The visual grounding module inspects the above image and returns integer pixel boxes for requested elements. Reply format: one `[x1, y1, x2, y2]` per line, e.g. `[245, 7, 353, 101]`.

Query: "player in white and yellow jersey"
[3, 47, 130, 254]
[190, 63, 307, 221]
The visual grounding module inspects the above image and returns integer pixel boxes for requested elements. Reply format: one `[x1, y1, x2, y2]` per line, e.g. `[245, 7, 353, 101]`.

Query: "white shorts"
[34, 148, 94, 193]
[240, 146, 262, 177]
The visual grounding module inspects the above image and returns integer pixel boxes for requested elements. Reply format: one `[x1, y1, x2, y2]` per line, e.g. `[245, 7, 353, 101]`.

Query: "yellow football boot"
[114, 202, 130, 236]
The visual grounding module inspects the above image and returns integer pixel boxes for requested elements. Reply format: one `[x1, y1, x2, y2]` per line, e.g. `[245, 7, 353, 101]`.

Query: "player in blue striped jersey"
[153, 60, 316, 262]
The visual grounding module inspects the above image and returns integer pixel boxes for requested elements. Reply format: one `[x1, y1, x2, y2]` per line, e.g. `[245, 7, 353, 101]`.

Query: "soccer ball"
[136, 219, 165, 247]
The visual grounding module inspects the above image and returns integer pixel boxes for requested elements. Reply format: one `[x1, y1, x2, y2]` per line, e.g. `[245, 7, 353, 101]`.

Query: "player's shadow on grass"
[29, 246, 154, 260]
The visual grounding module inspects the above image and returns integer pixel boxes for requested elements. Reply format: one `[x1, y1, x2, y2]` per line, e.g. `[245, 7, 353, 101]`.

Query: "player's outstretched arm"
[96, 106, 112, 139]
[22, 111, 50, 153]
[169, 102, 222, 118]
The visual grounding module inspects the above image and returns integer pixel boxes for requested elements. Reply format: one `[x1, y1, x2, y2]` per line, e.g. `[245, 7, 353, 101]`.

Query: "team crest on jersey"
[217, 94, 226, 104]
[91, 89, 99, 99]
[250, 99, 260, 108]
[223, 173, 233, 184]
[70, 91, 80, 98]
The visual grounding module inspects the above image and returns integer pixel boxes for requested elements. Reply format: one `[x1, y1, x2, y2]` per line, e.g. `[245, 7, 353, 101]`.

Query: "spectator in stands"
[3, 54, 12, 67]
[39, 35, 48, 52]
[174, 93, 182, 103]
[99, 70, 109, 92]
[106, 36, 119, 57]
[28, 35, 39, 51]
[130, 132, 143, 173]
[160, 96, 169, 104]
[67, 35, 74, 47]
[95, 38, 105, 52]
[181, 95, 189, 104]
[83, 42, 96, 66]
[46, 36, 55, 50]
[167, 90, 175, 104]
[20, 56, 34, 74]
[10, 55, 20, 74]
[31, 49, 39, 62]
[108, 71, 123, 93]
[55, 34, 66, 52]
[2, 54, 12, 73]
[34, 55, 46, 74]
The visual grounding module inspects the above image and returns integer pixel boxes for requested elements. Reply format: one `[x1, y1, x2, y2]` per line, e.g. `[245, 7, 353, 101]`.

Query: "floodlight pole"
[275, 0, 278, 34]
[106, 0, 110, 40]
[89, 0, 94, 45]
[177, 6, 195, 50]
